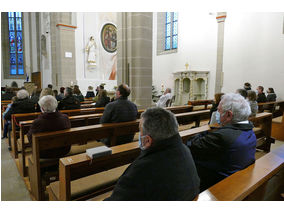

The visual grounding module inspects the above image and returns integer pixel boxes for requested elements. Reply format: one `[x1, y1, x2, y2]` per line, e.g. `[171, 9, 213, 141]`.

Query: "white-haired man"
[156, 88, 172, 108]
[187, 93, 257, 192]
[27, 95, 71, 158]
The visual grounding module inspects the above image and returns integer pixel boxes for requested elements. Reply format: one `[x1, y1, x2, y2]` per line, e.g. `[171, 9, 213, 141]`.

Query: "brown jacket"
[27, 111, 71, 158]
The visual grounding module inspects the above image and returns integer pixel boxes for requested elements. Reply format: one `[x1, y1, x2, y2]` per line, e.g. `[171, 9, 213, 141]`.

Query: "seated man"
[256, 86, 267, 103]
[27, 95, 71, 158]
[58, 87, 81, 110]
[100, 84, 138, 145]
[105, 107, 200, 201]
[187, 93, 256, 192]
[156, 88, 172, 108]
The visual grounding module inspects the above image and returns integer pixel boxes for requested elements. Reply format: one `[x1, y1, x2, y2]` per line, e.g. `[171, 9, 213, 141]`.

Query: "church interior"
[1, 8, 284, 205]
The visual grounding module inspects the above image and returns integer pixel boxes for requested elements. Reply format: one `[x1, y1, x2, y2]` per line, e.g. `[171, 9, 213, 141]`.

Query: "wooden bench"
[198, 144, 284, 201]
[258, 100, 284, 118]
[188, 99, 214, 110]
[10, 108, 105, 158]
[27, 110, 210, 200]
[18, 113, 103, 177]
[46, 112, 272, 201]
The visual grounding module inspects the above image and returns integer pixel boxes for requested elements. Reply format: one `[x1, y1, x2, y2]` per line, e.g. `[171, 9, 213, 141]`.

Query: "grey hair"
[166, 88, 171, 93]
[220, 93, 251, 123]
[17, 89, 29, 99]
[38, 95, 58, 113]
[141, 107, 178, 141]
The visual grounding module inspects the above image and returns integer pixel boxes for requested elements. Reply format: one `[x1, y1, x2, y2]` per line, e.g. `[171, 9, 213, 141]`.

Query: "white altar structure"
[173, 71, 209, 105]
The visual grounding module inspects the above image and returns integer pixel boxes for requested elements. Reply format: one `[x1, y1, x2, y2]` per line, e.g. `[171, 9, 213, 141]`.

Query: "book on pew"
[86, 146, 112, 159]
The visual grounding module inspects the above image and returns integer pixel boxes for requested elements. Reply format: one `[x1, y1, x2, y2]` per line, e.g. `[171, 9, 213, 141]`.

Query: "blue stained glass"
[10, 53, 16, 65]
[16, 18, 22, 31]
[166, 24, 171, 37]
[16, 12, 21, 17]
[8, 12, 14, 17]
[9, 18, 15, 31]
[18, 54, 23, 65]
[165, 37, 171, 50]
[17, 32, 23, 53]
[173, 12, 178, 21]
[18, 65, 24, 75]
[172, 35, 178, 49]
[10, 65, 17, 75]
[173, 22, 178, 35]
[166, 12, 171, 23]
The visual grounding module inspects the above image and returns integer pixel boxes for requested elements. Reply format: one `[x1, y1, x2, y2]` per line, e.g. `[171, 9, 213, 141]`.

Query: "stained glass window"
[8, 12, 24, 75]
[165, 12, 178, 51]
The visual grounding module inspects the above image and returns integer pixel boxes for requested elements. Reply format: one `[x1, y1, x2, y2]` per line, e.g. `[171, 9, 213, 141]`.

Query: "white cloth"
[156, 93, 172, 108]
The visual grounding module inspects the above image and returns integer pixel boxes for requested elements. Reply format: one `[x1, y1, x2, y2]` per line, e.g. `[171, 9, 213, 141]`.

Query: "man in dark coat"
[57, 87, 81, 110]
[100, 84, 138, 145]
[187, 93, 257, 192]
[105, 107, 200, 201]
[27, 95, 71, 158]
[256, 86, 267, 103]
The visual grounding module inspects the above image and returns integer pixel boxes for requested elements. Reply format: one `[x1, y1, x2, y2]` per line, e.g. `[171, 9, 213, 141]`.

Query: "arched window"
[165, 12, 178, 50]
[8, 12, 24, 75]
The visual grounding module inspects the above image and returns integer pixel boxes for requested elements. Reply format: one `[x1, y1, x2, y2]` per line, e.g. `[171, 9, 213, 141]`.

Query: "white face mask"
[138, 132, 147, 150]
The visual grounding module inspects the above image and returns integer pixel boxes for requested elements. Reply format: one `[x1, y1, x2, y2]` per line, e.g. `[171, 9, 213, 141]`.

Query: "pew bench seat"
[47, 165, 129, 201]
[272, 116, 283, 124]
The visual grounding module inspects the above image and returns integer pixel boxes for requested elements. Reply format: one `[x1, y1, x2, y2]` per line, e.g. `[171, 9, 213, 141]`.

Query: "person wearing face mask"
[100, 84, 138, 145]
[105, 107, 200, 201]
[187, 93, 257, 192]
[27, 95, 71, 158]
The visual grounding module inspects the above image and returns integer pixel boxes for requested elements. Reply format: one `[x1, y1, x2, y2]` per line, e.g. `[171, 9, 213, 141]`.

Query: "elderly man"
[27, 95, 71, 158]
[100, 84, 138, 145]
[187, 93, 257, 192]
[156, 88, 172, 108]
[105, 107, 200, 201]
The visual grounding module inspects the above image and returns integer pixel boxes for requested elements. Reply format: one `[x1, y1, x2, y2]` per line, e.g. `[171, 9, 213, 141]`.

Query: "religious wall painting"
[101, 23, 117, 53]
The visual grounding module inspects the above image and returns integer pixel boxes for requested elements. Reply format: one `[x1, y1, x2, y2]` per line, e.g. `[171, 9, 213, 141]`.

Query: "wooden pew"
[188, 100, 214, 110]
[10, 108, 105, 158]
[198, 144, 284, 201]
[18, 113, 103, 177]
[46, 112, 272, 201]
[258, 100, 284, 118]
[28, 110, 210, 200]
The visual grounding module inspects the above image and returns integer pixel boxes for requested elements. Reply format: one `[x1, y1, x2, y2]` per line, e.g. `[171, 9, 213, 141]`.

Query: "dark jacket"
[257, 93, 267, 103]
[1, 92, 15, 100]
[57, 95, 81, 110]
[85, 91, 95, 98]
[95, 96, 110, 108]
[187, 122, 256, 192]
[4, 98, 36, 121]
[30, 94, 40, 104]
[105, 134, 200, 201]
[27, 111, 71, 158]
[74, 94, 84, 102]
[100, 97, 138, 145]
[266, 93, 277, 102]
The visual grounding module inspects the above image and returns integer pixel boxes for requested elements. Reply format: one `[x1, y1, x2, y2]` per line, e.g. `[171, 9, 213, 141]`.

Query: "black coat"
[105, 134, 200, 201]
[95, 96, 110, 108]
[4, 98, 36, 121]
[256, 93, 267, 103]
[1, 92, 15, 100]
[57, 96, 81, 110]
[100, 97, 138, 145]
[85, 91, 95, 98]
[266, 93, 277, 102]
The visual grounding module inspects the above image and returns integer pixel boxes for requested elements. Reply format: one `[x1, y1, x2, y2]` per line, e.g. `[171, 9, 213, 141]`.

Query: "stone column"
[117, 12, 153, 109]
[214, 12, 227, 93]
[50, 12, 77, 89]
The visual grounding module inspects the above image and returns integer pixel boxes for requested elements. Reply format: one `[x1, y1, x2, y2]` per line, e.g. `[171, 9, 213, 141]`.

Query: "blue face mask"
[215, 111, 221, 124]
[138, 132, 146, 150]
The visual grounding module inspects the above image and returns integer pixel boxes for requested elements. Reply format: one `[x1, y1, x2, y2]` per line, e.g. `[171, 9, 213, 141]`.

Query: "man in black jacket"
[256, 86, 267, 103]
[100, 84, 137, 145]
[57, 87, 81, 110]
[105, 107, 200, 201]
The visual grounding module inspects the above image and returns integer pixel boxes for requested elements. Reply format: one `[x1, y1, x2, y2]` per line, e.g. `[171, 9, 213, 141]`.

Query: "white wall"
[152, 12, 218, 98]
[75, 12, 117, 95]
[222, 12, 284, 100]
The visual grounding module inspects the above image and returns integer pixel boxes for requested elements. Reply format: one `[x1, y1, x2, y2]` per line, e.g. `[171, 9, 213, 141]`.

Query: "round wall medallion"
[101, 23, 117, 53]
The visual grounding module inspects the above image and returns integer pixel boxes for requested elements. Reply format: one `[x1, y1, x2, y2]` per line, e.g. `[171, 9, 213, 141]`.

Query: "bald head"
[116, 84, 131, 99]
